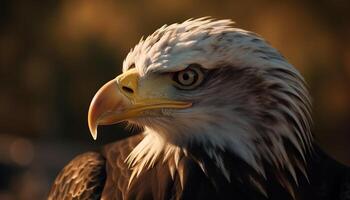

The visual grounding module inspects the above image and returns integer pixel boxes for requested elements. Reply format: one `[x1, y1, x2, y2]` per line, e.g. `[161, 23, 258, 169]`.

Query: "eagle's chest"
[101, 162, 337, 200]
[100, 151, 274, 200]
[101, 153, 214, 200]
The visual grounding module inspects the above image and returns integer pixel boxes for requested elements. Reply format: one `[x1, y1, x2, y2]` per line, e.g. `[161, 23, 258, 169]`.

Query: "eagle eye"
[173, 64, 204, 90]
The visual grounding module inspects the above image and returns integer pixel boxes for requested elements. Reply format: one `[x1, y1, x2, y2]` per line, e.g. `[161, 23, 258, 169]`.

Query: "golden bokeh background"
[0, 0, 349, 199]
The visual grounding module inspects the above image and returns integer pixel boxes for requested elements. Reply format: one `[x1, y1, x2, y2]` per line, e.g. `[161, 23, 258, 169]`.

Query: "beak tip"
[88, 120, 98, 140]
[90, 128, 98, 140]
[88, 79, 121, 141]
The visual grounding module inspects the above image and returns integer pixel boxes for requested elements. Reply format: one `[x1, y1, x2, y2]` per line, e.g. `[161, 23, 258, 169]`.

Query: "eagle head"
[88, 18, 312, 185]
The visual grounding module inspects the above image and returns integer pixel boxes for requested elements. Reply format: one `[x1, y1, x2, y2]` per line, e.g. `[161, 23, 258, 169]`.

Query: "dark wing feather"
[48, 152, 106, 200]
[101, 134, 144, 199]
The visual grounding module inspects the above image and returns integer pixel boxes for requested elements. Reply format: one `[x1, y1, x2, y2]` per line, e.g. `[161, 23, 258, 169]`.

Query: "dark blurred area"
[0, 0, 349, 199]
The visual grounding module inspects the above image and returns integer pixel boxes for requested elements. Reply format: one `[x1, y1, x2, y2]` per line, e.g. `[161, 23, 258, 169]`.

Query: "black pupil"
[183, 72, 190, 80]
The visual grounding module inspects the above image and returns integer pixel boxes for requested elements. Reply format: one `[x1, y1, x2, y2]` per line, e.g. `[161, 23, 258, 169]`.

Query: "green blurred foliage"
[0, 0, 349, 199]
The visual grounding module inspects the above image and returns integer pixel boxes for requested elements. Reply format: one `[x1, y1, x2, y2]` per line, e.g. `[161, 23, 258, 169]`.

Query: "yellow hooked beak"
[88, 68, 192, 140]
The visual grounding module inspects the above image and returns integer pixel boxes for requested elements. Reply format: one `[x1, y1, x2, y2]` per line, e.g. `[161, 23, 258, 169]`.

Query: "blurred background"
[0, 0, 349, 199]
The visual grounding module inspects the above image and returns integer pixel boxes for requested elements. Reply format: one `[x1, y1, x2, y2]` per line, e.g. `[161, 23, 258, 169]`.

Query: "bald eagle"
[48, 18, 350, 200]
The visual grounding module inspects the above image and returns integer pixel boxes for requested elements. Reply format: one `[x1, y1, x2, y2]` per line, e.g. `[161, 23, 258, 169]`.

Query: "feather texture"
[48, 152, 106, 200]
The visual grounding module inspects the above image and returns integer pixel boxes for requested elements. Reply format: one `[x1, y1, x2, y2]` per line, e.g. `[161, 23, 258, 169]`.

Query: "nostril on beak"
[122, 86, 134, 94]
